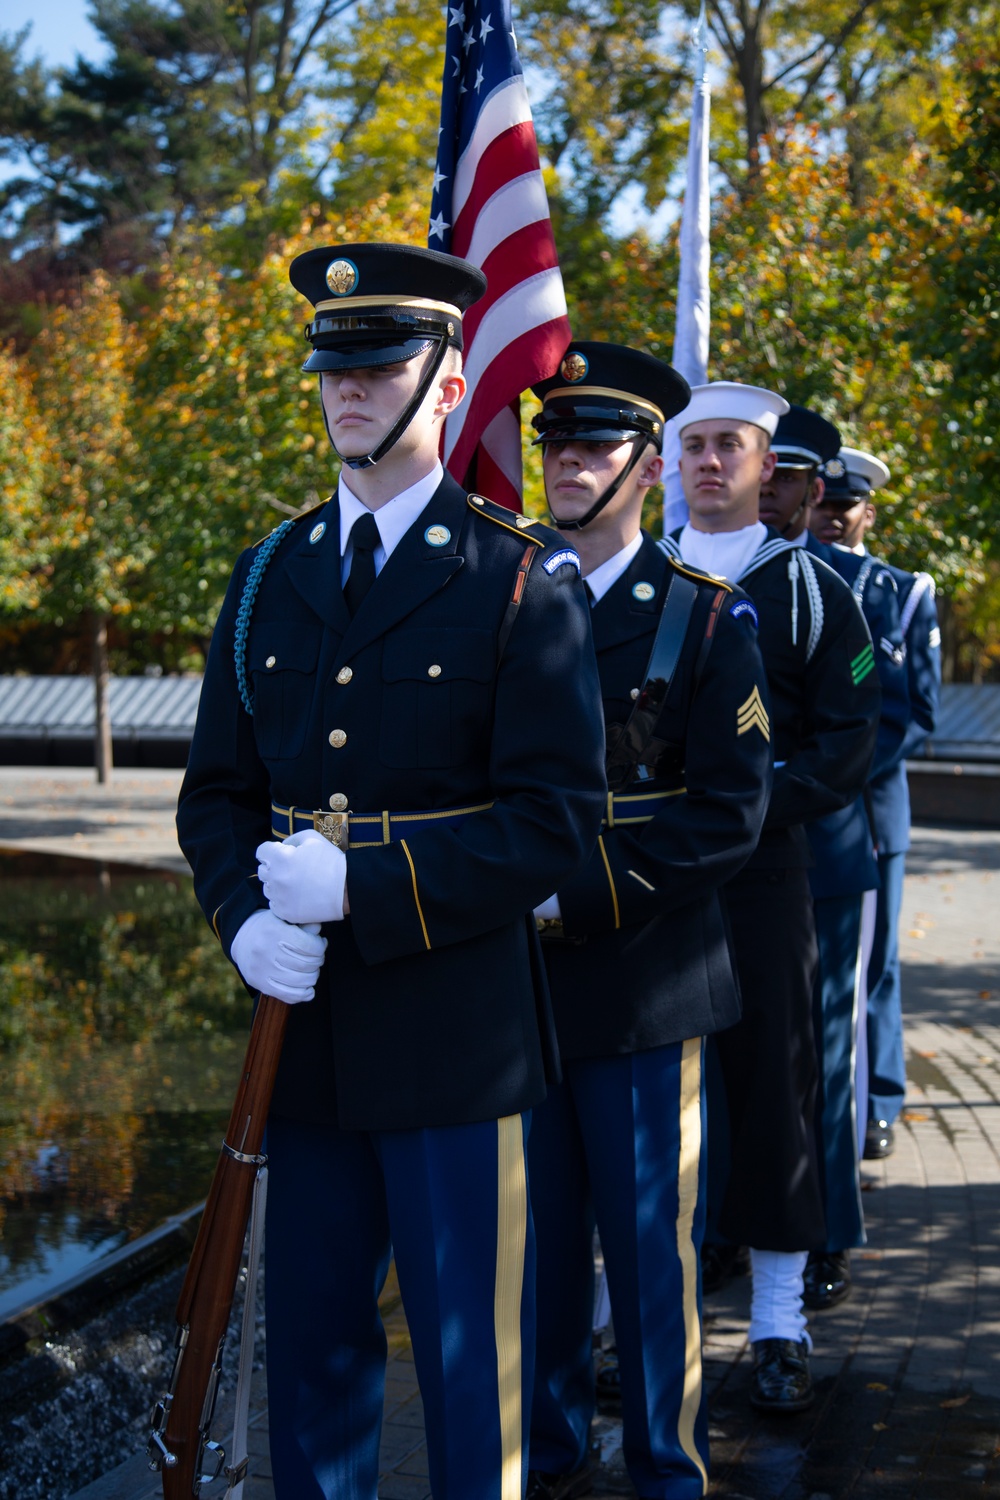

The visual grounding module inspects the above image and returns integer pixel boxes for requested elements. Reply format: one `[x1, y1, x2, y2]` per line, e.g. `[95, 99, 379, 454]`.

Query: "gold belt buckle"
[314, 810, 350, 848]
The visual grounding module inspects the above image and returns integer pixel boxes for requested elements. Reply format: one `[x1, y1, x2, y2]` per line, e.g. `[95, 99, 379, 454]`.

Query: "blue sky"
[4, 0, 107, 70]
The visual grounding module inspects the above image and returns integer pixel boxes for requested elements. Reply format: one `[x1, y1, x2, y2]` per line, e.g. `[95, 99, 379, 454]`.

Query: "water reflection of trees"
[0, 855, 247, 1286]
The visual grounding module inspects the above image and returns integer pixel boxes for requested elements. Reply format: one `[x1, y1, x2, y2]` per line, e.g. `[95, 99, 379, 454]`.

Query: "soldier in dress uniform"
[662, 382, 881, 1411]
[176, 243, 608, 1500]
[761, 408, 910, 1311]
[810, 448, 941, 1161]
[522, 344, 771, 1499]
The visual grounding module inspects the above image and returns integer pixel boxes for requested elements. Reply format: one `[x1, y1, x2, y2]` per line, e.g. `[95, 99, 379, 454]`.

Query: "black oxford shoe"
[594, 1349, 621, 1410]
[803, 1249, 851, 1310]
[864, 1118, 895, 1159]
[526, 1463, 596, 1500]
[749, 1337, 814, 1413]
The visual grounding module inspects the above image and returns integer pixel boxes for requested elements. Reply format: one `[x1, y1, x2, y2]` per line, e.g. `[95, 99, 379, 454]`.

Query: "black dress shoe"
[701, 1242, 750, 1295]
[803, 1249, 851, 1310]
[749, 1338, 814, 1413]
[526, 1463, 596, 1500]
[864, 1118, 895, 1159]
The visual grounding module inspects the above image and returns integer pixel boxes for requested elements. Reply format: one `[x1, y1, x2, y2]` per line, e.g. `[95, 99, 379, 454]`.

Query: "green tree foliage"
[0, 345, 49, 610]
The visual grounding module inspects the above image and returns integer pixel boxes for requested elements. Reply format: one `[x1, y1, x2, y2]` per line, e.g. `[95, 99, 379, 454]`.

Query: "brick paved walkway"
[9, 780, 991, 1500]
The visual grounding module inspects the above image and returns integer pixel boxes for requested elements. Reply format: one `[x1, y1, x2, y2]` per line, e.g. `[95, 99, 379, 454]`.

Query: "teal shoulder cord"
[234, 520, 296, 714]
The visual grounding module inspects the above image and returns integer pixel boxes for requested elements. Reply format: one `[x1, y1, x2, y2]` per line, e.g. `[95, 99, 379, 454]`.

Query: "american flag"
[430, 1, 571, 512]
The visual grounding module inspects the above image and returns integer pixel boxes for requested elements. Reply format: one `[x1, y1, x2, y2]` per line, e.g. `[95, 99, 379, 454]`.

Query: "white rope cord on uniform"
[787, 550, 800, 646]
[899, 571, 935, 639]
[798, 550, 824, 663]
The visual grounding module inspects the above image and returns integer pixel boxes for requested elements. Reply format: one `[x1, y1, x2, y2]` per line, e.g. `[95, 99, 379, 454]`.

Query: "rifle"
[147, 992, 288, 1498]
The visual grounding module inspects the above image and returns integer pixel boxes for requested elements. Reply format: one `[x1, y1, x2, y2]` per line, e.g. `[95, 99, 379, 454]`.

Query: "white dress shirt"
[677, 520, 767, 582]
[583, 532, 644, 603]
[338, 462, 444, 585]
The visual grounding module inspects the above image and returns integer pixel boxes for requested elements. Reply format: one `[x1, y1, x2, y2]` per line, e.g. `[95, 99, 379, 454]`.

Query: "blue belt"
[270, 799, 494, 848]
[603, 786, 685, 827]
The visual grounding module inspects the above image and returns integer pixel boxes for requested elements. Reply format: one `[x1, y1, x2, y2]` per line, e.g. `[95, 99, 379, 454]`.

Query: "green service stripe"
[852, 656, 875, 684]
[850, 644, 875, 673]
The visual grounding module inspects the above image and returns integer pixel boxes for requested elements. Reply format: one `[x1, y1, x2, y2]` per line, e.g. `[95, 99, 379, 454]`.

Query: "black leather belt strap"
[604, 572, 699, 792]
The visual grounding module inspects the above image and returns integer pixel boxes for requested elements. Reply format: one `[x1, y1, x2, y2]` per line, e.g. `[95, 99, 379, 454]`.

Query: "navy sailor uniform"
[802, 531, 910, 1248]
[177, 472, 607, 1500]
[662, 526, 881, 1250]
[530, 534, 771, 1498]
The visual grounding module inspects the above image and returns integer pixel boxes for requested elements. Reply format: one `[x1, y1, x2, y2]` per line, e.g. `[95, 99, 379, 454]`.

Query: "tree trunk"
[92, 613, 113, 784]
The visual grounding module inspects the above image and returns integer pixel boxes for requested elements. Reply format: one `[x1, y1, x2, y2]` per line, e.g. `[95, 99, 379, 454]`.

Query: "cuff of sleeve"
[214, 878, 269, 962]
[347, 842, 433, 963]
[557, 835, 621, 938]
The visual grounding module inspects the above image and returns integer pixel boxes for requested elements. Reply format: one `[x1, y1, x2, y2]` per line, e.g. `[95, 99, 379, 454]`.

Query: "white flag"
[662, 5, 711, 534]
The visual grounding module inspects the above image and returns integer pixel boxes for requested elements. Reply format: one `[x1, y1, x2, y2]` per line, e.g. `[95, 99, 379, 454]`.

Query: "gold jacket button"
[329, 729, 347, 748]
[336, 666, 353, 684]
[265, 655, 276, 669]
[427, 664, 442, 678]
[329, 792, 348, 811]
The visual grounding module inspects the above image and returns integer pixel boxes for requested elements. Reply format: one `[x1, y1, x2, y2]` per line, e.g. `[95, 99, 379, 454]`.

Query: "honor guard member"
[664, 382, 881, 1412]
[176, 243, 608, 1500]
[810, 447, 941, 1162]
[763, 408, 910, 1312]
[524, 343, 772, 1500]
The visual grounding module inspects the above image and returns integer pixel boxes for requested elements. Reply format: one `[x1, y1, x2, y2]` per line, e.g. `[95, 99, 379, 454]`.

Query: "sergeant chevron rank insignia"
[737, 686, 770, 741]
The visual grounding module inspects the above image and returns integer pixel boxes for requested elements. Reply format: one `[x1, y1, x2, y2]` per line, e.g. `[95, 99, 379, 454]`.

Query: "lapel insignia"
[632, 581, 655, 602]
[424, 524, 451, 547]
[309, 522, 326, 544]
[737, 686, 770, 741]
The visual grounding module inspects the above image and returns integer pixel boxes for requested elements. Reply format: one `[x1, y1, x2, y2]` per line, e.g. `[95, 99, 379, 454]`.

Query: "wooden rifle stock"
[148, 993, 288, 1497]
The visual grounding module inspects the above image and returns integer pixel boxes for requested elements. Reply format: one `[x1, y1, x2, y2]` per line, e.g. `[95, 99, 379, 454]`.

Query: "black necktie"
[344, 512, 381, 617]
[584, 581, 596, 607]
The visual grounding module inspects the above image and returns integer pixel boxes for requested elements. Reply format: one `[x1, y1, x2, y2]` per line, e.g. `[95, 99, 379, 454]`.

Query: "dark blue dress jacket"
[177, 474, 608, 1131]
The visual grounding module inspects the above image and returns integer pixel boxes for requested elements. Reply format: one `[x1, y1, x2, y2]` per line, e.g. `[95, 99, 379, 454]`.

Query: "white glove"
[533, 894, 562, 921]
[230, 909, 327, 1005]
[256, 829, 348, 925]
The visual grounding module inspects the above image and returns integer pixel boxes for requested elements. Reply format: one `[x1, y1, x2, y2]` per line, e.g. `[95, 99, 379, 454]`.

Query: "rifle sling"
[604, 571, 699, 793]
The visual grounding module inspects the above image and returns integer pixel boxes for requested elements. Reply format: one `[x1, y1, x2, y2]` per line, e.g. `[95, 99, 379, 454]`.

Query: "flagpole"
[661, 1, 711, 535]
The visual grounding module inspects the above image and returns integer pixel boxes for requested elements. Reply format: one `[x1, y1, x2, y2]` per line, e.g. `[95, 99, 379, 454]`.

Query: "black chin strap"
[321, 335, 452, 470]
[549, 434, 651, 532]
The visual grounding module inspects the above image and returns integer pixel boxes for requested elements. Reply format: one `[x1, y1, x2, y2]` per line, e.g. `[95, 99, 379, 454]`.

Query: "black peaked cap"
[289, 242, 487, 373]
[772, 404, 842, 468]
[532, 341, 691, 448]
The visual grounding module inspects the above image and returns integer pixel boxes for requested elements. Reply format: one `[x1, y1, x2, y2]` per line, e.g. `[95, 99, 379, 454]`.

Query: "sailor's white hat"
[678, 381, 790, 438]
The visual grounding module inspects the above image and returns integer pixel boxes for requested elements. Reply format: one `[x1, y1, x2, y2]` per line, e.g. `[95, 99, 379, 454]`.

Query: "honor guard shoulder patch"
[737, 686, 770, 741]
[467, 493, 547, 548]
[730, 599, 759, 627]
[543, 548, 582, 576]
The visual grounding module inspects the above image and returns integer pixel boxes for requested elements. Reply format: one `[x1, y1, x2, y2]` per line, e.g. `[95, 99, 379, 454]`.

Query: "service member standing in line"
[760, 407, 910, 1312]
[176, 244, 608, 1500]
[664, 382, 881, 1412]
[810, 448, 941, 1161]
[522, 344, 772, 1500]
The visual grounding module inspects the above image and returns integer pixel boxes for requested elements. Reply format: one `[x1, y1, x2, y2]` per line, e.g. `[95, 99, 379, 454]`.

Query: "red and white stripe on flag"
[430, 4, 570, 512]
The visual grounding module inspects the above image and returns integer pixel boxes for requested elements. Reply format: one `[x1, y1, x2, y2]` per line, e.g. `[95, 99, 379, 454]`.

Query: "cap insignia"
[325, 258, 359, 296]
[560, 351, 588, 383]
[824, 457, 846, 478]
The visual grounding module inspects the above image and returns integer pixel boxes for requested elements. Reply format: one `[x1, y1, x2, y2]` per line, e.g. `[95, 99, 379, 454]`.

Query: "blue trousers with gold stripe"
[264, 1114, 534, 1500]
[528, 1043, 708, 1499]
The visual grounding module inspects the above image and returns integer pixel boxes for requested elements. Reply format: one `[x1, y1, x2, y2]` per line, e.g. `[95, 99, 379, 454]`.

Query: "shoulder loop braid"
[234, 520, 296, 714]
[798, 550, 825, 663]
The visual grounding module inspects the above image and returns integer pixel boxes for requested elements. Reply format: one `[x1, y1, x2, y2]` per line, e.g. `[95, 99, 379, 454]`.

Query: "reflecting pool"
[0, 850, 248, 1322]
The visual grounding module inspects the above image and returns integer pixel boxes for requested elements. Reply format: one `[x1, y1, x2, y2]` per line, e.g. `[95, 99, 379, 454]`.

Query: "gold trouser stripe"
[495, 1116, 527, 1500]
[597, 835, 621, 929]
[676, 1038, 708, 1491]
[399, 839, 430, 950]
